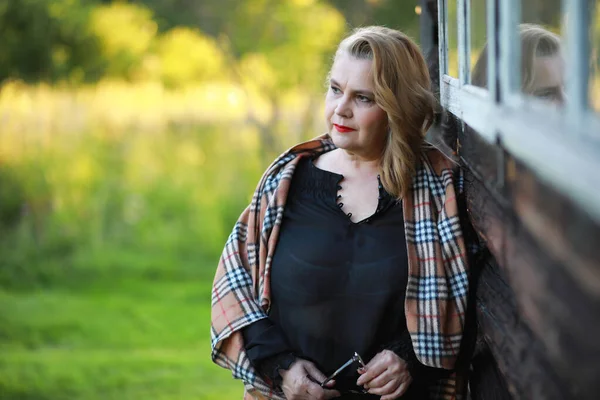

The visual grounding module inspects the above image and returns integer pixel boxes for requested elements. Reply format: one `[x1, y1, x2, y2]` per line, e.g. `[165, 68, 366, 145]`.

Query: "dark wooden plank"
[470, 338, 511, 400]
[503, 157, 600, 399]
[467, 174, 574, 400]
[459, 124, 600, 399]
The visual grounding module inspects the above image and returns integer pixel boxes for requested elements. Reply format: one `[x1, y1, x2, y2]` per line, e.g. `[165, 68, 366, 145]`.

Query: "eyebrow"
[330, 78, 374, 98]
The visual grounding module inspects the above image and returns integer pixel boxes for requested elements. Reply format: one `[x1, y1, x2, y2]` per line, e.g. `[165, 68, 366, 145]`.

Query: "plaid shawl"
[211, 134, 470, 400]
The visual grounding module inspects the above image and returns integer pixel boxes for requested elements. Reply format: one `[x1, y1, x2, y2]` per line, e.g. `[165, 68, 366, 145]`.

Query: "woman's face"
[529, 53, 566, 104]
[324, 51, 389, 160]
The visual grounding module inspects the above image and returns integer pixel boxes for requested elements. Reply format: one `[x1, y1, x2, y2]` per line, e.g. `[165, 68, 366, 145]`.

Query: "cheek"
[324, 98, 335, 122]
[359, 108, 388, 131]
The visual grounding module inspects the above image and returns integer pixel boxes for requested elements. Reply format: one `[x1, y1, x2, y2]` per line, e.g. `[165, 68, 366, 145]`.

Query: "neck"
[337, 149, 381, 175]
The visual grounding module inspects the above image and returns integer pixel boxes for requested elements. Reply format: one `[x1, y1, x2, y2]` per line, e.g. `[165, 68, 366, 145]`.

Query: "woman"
[472, 23, 565, 104]
[211, 26, 472, 400]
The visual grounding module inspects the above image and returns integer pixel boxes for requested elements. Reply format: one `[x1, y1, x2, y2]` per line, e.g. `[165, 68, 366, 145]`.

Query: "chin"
[329, 130, 353, 149]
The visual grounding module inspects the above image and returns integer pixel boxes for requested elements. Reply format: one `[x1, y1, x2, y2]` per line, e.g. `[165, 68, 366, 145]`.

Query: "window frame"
[436, 0, 600, 223]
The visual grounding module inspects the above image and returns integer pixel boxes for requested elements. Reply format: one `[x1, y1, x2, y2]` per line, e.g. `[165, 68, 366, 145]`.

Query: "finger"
[306, 381, 340, 400]
[381, 378, 412, 400]
[303, 362, 327, 383]
[356, 356, 388, 386]
[306, 374, 322, 385]
[364, 370, 394, 389]
[367, 378, 400, 396]
[323, 387, 342, 399]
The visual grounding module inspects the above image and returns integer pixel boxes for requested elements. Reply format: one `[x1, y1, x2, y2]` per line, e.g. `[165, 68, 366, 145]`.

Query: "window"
[435, 0, 600, 223]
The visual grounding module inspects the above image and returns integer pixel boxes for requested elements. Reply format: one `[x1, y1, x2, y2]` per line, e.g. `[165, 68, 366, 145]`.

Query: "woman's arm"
[241, 318, 296, 386]
[242, 319, 340, 399]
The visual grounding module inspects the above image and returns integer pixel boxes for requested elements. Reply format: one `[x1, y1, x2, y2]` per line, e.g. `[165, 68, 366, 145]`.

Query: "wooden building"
[419, 0, 600, 398]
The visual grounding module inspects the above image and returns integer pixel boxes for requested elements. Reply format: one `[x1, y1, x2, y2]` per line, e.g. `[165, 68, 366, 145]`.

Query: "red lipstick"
[333, 124, 356, 133]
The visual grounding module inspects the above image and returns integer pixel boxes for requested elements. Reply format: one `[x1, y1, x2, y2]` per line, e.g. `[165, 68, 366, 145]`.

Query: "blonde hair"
[472, 23, 562, 92]
[335, 26, 435, 199]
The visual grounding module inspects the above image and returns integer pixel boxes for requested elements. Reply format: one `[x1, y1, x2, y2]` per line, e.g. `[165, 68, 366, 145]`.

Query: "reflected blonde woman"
[472, 23, 565, 104]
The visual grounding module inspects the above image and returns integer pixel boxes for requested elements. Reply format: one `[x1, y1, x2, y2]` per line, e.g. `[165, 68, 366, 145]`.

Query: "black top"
[242, 156, 445, 398]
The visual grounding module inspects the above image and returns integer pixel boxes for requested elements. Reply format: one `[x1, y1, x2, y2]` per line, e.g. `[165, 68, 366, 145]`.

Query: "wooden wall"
[429, 112, 600, 400]
[420, 1, 600, 397]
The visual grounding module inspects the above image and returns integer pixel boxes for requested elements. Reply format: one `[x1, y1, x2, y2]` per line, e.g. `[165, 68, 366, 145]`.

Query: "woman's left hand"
[356, 350, 412, 400]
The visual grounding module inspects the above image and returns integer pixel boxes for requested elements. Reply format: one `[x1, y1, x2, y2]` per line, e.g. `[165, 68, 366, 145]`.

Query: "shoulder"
[256, 134, 336, 196]
[265, 134, 335, 173]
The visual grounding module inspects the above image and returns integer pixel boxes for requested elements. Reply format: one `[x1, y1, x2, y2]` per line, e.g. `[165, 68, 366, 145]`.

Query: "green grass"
[0, 273, 244, 399]
[0, 124, 269, 399]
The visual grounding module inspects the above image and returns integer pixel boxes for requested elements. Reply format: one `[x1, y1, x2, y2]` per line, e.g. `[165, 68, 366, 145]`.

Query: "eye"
[330, 86, 341, 94]
[357, 95, 372, 103]
[534, 89, 558, 100]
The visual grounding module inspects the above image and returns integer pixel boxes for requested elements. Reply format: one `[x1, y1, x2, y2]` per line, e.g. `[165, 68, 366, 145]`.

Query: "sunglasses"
[320, 352, 367, 388]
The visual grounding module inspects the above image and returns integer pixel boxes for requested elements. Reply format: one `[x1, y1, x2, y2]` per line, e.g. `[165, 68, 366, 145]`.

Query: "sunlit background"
[0, 1, 421, 399]
[2, 0, 598, 398]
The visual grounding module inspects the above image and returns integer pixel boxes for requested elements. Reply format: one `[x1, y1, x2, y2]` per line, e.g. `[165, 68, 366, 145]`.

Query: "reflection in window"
[471, 24, 564, 105]
[470, 0, 487, 87]
[520, 24, 565, 104]
[591, 1, 599, 112]
[521, 0, 564, 104]
[489, 1, 565, 104]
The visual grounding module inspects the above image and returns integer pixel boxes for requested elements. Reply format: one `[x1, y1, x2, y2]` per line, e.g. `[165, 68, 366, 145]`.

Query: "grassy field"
[0, 273, 243, 399]
[0, 82, 277, 399]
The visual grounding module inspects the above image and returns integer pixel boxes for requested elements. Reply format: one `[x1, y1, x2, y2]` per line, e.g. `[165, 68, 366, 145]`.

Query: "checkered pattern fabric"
[211, 135, 469, 400]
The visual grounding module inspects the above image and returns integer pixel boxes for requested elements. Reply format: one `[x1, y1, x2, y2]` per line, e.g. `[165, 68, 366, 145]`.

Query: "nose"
[335, 95, 353, 118]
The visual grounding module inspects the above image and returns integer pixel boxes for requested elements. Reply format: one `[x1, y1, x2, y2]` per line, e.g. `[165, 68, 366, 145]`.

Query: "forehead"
[330, 52, 374, 88]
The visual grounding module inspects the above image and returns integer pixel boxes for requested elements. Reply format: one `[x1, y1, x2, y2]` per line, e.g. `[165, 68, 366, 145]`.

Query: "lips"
[333, 124, 356, 133]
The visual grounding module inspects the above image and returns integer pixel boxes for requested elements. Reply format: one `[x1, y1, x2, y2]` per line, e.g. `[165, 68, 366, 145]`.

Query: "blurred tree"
[521, 0, 562, 28]
[222, 0, 345, 161]
[131, 0, 240, 35]
[0, 0, 422, 86]
[325, 0, 420, 40]
[0, 166, 24, 235]
[0, 0, 103, 84]
[89, 2, 158, 80]
[155, 27, 226, 88]
[135, 0, 420, 41]
[129, 0, 421, 160]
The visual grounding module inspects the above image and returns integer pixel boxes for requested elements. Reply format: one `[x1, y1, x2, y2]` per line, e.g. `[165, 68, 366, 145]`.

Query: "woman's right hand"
[279, 359, 341, 400]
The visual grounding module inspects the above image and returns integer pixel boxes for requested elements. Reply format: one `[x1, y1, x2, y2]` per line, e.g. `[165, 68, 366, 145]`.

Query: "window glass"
[470, 0, 488, 88]
[447, 0, 459, 77]
[590, 0, 599, 112]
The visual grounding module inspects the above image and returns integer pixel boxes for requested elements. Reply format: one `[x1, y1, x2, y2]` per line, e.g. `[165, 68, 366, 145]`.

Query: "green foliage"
[0, 125, 262, 289]
[131, 0, 240, 35]
[325, 0, 420, 39]
[0, 119, 261, 398]
[0, 0, 103, 83]
[230, 0, 345, 92]
[156, 27, 227, 88]
[0, 123, 262, 397]
[0, 166, 24, 234]
[89, 2, 158, 80]
[0, 0, 426, 89]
